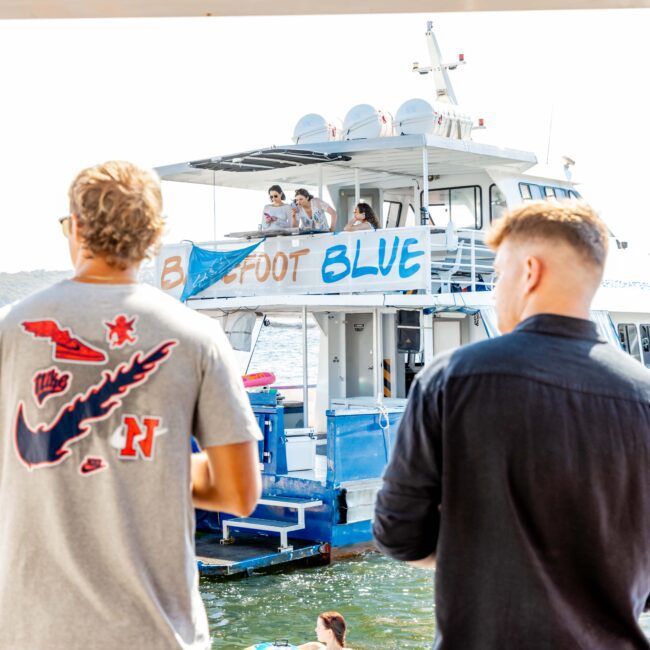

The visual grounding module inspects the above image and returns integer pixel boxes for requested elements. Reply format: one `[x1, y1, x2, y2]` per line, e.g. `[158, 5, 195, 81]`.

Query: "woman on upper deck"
[261, 185, 293, 231]
[293, 188, 337, 232]
[343, 202, 380, 232]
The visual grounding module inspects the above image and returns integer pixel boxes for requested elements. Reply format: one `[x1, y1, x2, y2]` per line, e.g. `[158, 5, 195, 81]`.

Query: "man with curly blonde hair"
[375, 200, 650, 649]
[0, 161, 262, 649]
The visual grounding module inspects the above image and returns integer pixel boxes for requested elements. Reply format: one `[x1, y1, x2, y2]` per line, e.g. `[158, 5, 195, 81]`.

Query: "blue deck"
[194, 394, 405, 573]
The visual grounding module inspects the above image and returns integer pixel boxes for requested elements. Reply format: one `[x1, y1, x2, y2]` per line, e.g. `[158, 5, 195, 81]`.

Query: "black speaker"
[397, 310, 421, 352]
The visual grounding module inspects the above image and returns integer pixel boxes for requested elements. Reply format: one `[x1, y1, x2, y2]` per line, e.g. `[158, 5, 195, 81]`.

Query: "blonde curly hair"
[68, 160, 165, 270]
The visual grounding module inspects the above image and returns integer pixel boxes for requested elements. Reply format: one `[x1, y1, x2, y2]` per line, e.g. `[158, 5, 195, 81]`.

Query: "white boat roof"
[155, 134, 537, 191]
[2, 0, 647, 20]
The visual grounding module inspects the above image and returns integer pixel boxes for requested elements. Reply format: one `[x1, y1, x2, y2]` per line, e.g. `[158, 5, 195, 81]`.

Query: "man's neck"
[519, 296, 592, 324]
[73, 257, 139, 284]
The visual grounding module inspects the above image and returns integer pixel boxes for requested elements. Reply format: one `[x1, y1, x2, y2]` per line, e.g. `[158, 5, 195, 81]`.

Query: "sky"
[0, 9, 648, 272]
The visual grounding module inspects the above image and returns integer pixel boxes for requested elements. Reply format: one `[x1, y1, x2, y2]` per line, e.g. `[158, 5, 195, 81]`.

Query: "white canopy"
[155, 134, 537, 192]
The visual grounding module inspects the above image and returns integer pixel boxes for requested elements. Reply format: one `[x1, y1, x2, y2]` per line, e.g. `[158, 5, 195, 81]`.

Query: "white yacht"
[153, 23, 650, 576]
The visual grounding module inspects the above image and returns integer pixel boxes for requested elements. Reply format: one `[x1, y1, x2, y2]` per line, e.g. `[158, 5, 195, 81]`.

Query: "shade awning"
[190, 148, 352, 173]
[156, 134, 537, 191]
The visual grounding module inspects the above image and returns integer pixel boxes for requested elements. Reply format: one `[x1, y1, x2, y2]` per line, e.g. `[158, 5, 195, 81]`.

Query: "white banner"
[155, 227, 432, 300]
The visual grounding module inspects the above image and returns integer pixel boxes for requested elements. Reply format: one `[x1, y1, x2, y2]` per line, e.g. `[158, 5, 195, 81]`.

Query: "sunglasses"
[269, 194, 280, 199]
[58, 215, 71, 239]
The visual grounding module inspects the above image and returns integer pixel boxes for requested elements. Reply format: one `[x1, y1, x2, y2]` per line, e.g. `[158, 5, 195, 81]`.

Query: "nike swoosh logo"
[80, 457, 107, 475]
[15, 341, 177, 469]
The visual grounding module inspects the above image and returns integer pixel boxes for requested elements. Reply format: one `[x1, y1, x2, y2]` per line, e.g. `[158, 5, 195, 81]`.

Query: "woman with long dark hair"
[343, 202, 381, 232]
[297, 612, 351, 650]
[261, 184, 293, 231]
[293, 188, 337, 232]
[247, 611, 351, 650]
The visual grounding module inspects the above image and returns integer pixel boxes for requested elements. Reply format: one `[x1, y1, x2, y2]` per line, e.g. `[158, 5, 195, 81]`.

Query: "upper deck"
[155, 134, 537, 192]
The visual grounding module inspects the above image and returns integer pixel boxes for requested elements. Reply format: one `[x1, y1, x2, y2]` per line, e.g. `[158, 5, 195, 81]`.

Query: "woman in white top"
[261, 185, 293, 231]
[343, 202, 381, 232]
[293, 188, 337, 232]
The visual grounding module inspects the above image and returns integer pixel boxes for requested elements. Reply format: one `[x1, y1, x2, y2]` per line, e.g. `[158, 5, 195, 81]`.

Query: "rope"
[376, 403, 392, 458]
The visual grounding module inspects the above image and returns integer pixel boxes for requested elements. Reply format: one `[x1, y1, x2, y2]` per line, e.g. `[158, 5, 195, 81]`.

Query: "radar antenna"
[412, 21, 465, 106]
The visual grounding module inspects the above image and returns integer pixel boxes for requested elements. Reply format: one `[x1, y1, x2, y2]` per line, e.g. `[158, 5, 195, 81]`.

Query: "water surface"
[201, 553, 433, 649]
[201, 552, 650, 649]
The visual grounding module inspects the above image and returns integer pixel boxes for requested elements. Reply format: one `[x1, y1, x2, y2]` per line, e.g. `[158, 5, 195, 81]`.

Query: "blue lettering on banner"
[399, 238, 424, 278]
[322, 245, 351, 283]
[351, 239, 378, 278]
[378, 236, 399, 276]
[321, 236, 425, 284]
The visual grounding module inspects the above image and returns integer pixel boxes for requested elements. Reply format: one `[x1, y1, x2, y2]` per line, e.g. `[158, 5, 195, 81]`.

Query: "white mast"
[413, 21, 465, 106]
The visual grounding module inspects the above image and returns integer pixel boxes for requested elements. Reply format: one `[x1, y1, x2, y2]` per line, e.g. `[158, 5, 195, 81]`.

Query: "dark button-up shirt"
[374, 314, 650, 649]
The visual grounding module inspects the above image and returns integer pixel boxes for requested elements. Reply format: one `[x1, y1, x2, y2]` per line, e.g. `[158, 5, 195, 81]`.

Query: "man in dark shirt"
[373, 200, 650, 649]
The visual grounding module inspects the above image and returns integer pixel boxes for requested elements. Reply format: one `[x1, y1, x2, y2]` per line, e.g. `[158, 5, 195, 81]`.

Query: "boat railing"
[430, 228, 495, 293]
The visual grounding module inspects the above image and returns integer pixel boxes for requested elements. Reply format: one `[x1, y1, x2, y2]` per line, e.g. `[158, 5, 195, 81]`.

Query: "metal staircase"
[221, 496, 322, 552]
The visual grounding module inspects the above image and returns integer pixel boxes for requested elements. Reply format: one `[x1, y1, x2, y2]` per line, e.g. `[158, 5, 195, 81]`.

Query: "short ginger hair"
[486, 199, 609, 269]
[68, 160, 164, 269]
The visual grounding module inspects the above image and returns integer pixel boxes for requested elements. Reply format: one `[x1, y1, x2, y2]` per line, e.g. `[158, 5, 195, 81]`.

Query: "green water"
[201, 552, 650, 649]
[201, 553, 434, 649]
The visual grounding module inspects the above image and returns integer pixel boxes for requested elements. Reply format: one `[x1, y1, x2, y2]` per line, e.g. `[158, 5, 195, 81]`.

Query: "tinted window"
[383, 201, 402, 228]
[427, 186, 482, 229]
[619, 323, 642, 362]
[568, 189, 581, 199]
[555, 188, 569, 198]
[519, 183, 532, 201]
[544, 186, 556, 198]
[490, 184, 508, 222]
[641, 325, 650, 368]
[404, 204, 416, 227]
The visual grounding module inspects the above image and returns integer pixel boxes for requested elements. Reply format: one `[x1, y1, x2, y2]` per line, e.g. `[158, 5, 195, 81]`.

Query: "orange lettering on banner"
[239, 256, 257, 284]
[288, 248, 310, 282]
[272, 252, 289, 281]
[160, 256, 185, 290]
[255, 253, 271, 282]
[223, 269, 237, 284]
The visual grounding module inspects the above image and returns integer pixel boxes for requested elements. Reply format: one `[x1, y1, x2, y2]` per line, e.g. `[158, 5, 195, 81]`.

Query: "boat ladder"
[221, 496, 322, 552]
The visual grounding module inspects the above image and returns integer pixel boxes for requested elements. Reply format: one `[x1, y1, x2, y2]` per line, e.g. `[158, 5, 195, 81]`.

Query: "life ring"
[242, 371, 276, 388]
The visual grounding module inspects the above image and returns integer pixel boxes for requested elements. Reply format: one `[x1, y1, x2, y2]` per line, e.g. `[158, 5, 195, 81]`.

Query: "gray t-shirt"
[0, 280, 262, 649]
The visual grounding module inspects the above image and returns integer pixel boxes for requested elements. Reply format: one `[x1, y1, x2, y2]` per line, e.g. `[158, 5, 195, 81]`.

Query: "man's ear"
[523, 255, 543, 296]
[70, 214, 80, 241]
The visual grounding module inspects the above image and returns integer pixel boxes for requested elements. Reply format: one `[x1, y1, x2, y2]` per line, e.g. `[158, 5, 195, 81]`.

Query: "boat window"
[383, 200, 402, 228]
[519, 183, 532, 201]
[618, 323, 642, 362]
[640, 325, 650, 368]
[555, 188, 569, 198]
[489, 184, 508, 222]
[403, 204, 416, 227]
[427, 185, 482, 229]
[544, 186, 556, 198]
[568, 189, 581, 199]
[428, 189, 448, 225]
